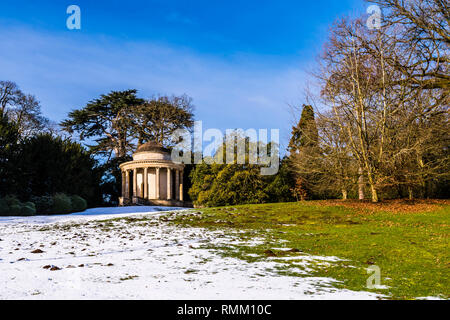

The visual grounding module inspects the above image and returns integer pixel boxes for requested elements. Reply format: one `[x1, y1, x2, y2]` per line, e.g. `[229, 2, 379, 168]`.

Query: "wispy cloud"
[0, 24, 308, 150]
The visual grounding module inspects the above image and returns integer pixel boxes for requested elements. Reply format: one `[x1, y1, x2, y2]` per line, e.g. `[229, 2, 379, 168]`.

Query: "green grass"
[171, 202, 450, 300]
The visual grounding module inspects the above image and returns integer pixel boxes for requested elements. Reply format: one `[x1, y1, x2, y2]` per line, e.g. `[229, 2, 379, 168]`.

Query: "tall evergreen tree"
[0, 111, 19, 196]
[61, 90, 144, 158]
[288, 105, 318, 154]
[14, 134, 102, 205]
[288, 105, 320, 200]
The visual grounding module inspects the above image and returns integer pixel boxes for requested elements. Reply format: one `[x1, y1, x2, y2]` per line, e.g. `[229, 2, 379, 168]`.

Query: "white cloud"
[0, 24, 309, 151]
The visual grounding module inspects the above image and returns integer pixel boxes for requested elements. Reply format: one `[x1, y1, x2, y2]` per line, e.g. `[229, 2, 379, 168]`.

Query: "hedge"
[0, 199, 9, 215]
[21, 205, 36, 216]
[0, 194, 88, 216]
[51, 193, 72, 214]
[9, 204, 22, 216]
[31, 195, 53, 215]
[70, 195, 87, 212]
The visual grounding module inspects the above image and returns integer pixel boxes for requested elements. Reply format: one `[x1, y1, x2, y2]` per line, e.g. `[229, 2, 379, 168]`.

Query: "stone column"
[144, 167, 148, 200]
[125, 170, 130, 199]
[133, 168, 137, 203]
[179, 170, 184, 202]
[167, 168, 172, 200]
[156, 167, 160, 200]
[121, 170, 126, 198]
[175, 169, 180, 200]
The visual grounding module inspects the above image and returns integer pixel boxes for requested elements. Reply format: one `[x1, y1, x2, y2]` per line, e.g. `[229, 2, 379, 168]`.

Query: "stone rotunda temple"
[119, 141, 185, 207]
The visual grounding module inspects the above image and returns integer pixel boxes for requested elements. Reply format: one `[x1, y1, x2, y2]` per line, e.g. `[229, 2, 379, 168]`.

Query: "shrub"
[24, 202, 36, 210]
[9, 204, 22, 216]
[20, 205, 36, 216]
[70, 195, 87, 212]
[14, 134, 103, 207]
[51, 193, 72, 214]
[0, 199, 9, 216]
[3, 195, 20, 207]
[0, 196, 37, 216]
[31, 195, 53, 214]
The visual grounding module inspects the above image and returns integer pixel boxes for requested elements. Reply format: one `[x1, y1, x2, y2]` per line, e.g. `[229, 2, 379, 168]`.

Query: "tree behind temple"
[61, 90, 144, 158]
[131, 94, 194, 146]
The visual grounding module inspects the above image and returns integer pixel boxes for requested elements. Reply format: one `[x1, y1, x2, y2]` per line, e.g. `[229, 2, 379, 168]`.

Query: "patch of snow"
[416, 296, 446, 300]
[0, 208, 384, 300]
[370, 285, 390, 290]
[0, 206, 186, 224]
[269, 255, 345, 262]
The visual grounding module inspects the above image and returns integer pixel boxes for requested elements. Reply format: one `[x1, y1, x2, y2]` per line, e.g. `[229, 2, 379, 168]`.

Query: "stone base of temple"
[119, 197, 189, 208]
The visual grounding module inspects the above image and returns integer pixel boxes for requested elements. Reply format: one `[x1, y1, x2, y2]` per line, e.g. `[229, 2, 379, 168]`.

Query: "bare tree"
[293, 9, 449, 202]
[317, 18, 397, 202]
[0, 81, 20, 113]
[291, 109, 356, 200]
[0, 81, 50, 138]
[368, 0, 449, 91]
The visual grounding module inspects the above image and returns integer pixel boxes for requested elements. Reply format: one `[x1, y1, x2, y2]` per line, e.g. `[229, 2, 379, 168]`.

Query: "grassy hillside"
[172, 200, 450, 299]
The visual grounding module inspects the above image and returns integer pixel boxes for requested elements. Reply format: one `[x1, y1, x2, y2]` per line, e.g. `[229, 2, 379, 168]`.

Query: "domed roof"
[135, 141, 169, 154]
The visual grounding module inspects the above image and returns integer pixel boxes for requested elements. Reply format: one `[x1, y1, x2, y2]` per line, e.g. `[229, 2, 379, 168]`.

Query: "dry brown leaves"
[310, 199, 450, 215]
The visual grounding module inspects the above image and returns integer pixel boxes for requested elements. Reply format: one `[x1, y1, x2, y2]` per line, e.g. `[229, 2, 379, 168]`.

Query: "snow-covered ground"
[0, 206, 185, 224]
[0, 207, 383, 299]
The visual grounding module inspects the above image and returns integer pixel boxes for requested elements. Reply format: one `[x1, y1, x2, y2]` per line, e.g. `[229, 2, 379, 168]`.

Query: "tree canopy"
[368, 0, 449, 91]
[189, 137, 293, 207]
[0, 81, 50, 139]
[288, 105, 318, 154]
[288, 1, 449, 202]
[61, 90, 195, 157]
[0, 111, 19, 196]
[13, 134, 102, 205]
[61, 89, 143, 158]
[131, 94, 194, 146]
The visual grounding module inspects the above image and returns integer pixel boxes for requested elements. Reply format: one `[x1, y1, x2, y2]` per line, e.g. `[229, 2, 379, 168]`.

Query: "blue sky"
[0, 0, 366, 150]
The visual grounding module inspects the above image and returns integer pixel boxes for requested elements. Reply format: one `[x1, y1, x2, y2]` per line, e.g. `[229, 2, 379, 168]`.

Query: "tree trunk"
[408, 187, 413, 200]
[370, 184, 378, 203]
[358, 167, 365, 200]
[117, 135, 127, 158]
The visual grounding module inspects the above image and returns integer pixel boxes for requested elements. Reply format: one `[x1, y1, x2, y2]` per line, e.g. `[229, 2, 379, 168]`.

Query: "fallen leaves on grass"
[312, 199, 449, 214]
